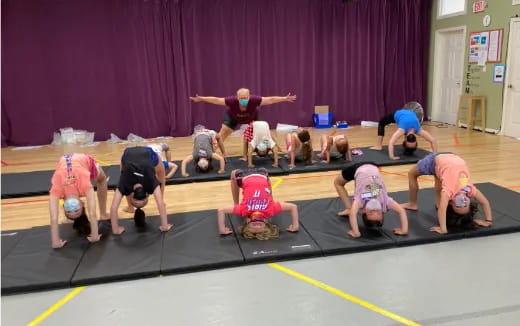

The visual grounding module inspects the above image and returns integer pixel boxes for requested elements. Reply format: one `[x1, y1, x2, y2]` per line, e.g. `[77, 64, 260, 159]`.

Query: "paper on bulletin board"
[488, 30, 503, 62]
[469, 32, 483, 63]
[493, 64, 506, 83]
[478, 32, 489, 66]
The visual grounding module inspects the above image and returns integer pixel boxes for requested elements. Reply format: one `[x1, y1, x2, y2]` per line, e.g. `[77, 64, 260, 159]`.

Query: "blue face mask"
[239, 99, 249, 106]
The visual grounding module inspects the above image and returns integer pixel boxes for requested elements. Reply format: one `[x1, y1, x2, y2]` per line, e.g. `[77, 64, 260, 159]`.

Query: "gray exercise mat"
[161, 210, 244, 274]
[1, 224, 89, 294]
[71, 217, 164, 286]
[227, 211, 321, 263]
[1, 229, 28, 261]
[297, 198, 395, 254]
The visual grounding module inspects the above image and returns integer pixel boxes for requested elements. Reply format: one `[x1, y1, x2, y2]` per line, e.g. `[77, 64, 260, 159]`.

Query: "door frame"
[431, 25, 467, 123]
[500, 17, 520, 136]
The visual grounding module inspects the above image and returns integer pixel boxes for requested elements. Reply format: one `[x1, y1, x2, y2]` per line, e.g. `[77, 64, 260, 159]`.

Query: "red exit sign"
[473, 1, 486, 13]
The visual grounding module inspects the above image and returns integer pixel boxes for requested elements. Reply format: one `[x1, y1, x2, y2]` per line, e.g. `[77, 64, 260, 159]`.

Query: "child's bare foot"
[370, 146, 383, 150]
[401, 202, 418, 211]
[337, 209, 350, 216]
[239, 156, 247, 161]
[123, 206, 135, 214]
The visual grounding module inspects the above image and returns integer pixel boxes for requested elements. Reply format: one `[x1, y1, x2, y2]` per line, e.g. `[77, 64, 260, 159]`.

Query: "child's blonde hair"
[241, 222, 279, 240]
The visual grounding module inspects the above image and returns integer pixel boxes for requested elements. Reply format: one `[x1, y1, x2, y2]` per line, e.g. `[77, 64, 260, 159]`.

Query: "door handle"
[508, 84, 513, 89]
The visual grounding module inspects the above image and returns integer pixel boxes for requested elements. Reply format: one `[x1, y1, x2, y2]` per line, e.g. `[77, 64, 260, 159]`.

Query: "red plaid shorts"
[244, 121, 255, 143]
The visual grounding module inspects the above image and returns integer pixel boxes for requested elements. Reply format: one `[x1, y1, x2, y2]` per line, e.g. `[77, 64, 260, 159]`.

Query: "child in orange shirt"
[49, 153, 107, 248]
[401, 153, 492, 234]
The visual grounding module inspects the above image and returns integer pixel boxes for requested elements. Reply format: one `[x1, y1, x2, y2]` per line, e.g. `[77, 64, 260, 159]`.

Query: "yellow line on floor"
[27, 286, 86, 326]
[268, 263, 421, 326]
[93, 158, 111, 166]
[270, 176, 283, 189]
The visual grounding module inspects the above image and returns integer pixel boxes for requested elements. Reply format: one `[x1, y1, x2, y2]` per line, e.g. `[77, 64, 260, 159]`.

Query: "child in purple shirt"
[333, 162, 408, 238]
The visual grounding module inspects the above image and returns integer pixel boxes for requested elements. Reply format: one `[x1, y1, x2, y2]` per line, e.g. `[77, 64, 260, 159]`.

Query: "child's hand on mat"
[390, 156, 400, 160]
[182, 173, 189, 177]
[286, 224, 299, 232]
[159, 224, 173, 232]
[112, 226, 126, 235]
[87, 234, 102, 243]
[473, 219, 492, 227]
[219, 227, 233, 235]
[289, 164, 295, 169]
[400, 202, 418, 211]
[430, 226, 447, 234]
[218, 169, 225, 174]
[347, 230, 361, 238]
[337, 209, 350, 216]
[272, 163, 279, 168]
[52, 239, 67, 249]
[393, 228, 407, 236]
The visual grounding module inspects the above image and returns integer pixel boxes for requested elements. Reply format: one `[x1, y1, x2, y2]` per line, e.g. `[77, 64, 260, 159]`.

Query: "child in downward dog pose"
[181, 127, 225, 177]
[333, 162, 408, 238]
[317, 131, 352, 163]
[217, 168, 299, 240]
[243, 120, 282, 168]
[286, 128, 313, 168]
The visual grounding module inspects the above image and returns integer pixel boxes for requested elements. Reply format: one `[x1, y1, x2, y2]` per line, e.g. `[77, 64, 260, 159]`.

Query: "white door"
[431, 28, 465, 124]
[502, 18, 520, 138]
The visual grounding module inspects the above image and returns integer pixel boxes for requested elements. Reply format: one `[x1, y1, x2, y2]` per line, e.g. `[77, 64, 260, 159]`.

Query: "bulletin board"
[469, 28, 503, 64]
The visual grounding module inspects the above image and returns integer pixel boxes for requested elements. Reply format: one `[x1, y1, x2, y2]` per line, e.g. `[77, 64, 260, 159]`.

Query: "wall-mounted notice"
[493, 64, 506, 83]
[469, 29, 503, 64]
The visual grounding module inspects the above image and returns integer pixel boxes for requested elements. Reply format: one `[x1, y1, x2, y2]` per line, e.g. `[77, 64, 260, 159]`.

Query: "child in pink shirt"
[402, 153, 492, 234]
[48, 153, 107, 248]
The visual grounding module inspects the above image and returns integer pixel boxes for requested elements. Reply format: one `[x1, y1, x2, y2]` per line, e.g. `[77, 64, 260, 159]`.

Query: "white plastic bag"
[127, 133, 145, 142]
[107, 133, 122, 143]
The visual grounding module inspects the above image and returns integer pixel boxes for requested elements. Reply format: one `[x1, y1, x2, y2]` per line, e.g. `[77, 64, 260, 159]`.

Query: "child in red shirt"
[217, 168, 299, 239]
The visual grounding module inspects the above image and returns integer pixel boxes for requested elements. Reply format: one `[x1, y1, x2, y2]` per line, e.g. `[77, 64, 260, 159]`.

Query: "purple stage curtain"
[1, 0, 432, 146]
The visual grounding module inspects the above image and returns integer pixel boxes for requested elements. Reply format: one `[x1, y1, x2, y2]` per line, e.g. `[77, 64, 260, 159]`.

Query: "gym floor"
[2, 124, 520, 325]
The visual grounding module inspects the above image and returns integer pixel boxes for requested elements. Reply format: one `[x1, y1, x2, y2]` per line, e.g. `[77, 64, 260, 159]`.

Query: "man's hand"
[285, 93, 297, 102]
[190, 94, 203, 102]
